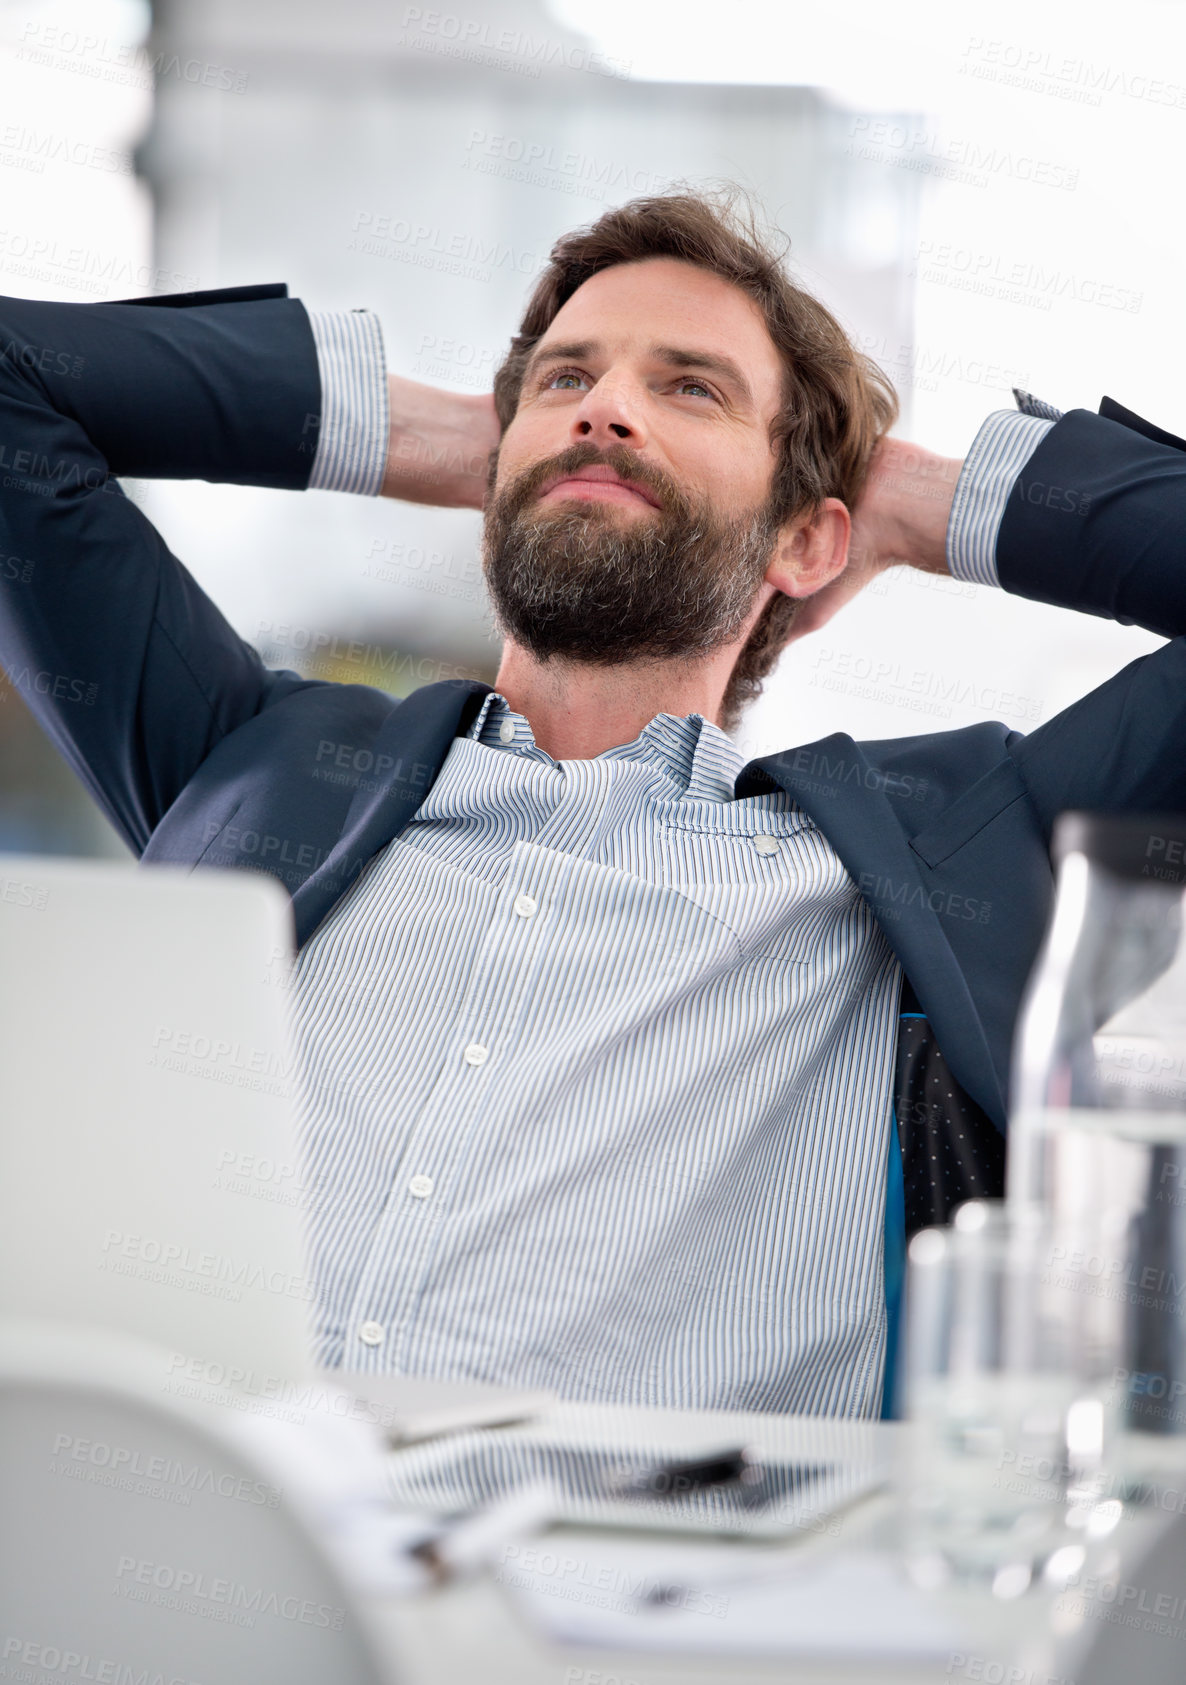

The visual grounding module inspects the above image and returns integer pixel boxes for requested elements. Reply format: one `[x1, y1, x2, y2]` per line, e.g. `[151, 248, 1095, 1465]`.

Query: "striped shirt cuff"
[306, 311, 389, 496]
[945, 411, 1055, 587]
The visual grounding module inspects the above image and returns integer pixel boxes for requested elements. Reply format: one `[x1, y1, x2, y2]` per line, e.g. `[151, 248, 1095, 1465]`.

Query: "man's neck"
[491, 641, 736, 760]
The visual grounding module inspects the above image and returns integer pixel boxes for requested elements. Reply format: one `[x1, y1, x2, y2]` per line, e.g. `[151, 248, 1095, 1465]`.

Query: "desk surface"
[357, 1399, 1186, 1685]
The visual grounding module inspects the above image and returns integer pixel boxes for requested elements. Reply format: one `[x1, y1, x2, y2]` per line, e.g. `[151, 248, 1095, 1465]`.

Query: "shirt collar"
[465, 692, 744, 801]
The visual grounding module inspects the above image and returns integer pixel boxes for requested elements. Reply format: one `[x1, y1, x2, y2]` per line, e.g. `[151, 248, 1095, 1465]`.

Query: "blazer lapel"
[737, 733, 1005, 1126]
[291, 678, 492, 948]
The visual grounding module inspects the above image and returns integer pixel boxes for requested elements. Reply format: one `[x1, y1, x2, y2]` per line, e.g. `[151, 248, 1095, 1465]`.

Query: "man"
[1, 191, 1183, 1419]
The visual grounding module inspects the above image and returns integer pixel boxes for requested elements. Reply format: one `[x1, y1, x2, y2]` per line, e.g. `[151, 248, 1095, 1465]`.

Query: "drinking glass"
[1010, 812, 1186, 1434]
[897, 1200, 1121, 1596]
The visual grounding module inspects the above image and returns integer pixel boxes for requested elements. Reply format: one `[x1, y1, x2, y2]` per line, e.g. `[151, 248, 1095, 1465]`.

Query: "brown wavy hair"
[492, 187, 898, 732]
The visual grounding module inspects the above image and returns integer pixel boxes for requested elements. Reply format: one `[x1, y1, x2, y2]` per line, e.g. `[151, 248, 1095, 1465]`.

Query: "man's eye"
[675, 378, 713, 399]
[546, 369, 587, 390]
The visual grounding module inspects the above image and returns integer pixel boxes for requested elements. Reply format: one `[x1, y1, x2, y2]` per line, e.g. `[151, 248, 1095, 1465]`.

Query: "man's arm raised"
[0, 291, 502, 855]
[380, 376, 499, 508]
[0, 290, 349, 854]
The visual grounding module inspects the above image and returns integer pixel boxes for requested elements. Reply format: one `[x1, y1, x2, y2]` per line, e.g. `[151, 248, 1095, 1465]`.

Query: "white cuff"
[306, 311, 389, 496]
[945, 411, 1055, 587]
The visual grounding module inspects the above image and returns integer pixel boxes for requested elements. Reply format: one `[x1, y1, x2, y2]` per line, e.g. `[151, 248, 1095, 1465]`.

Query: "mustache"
[498, 442, 689, 521]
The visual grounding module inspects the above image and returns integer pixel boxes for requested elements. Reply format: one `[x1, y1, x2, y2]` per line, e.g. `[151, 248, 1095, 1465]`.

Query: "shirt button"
[753, 834, 781, 856]
[408, 1173, 434, 1199]
[358, 1320, 385, 1346]
[498, 719, 516, 744]
[463, 1042, 489, 1066]
[513, 893, 537, 918]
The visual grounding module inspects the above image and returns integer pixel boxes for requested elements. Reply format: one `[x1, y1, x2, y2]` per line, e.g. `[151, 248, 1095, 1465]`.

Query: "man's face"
[482, 257, 790, 666]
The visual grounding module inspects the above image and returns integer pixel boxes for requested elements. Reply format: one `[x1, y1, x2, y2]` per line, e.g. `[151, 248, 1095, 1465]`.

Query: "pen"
[616, 1446, 762, 1497]
[406, 1482, 556, 1584]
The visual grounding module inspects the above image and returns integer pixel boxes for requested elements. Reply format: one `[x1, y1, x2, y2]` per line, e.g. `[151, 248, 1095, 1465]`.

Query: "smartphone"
[386, 1433, 883, 1538]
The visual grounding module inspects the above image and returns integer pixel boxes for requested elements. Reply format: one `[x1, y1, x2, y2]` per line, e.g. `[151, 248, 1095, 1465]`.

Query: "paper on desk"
[496, 1537, 968, 1659]
[335, 1373, 556, 1446]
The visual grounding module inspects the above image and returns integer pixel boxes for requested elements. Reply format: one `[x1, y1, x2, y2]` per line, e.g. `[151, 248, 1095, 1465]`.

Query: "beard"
[481, 442, 780, 666]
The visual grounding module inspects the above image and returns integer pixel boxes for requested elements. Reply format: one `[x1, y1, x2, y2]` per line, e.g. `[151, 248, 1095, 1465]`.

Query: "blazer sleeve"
[997, 406, 1186, 635]
[994, 406, 1186, 826]
[0, 287, 325, 856]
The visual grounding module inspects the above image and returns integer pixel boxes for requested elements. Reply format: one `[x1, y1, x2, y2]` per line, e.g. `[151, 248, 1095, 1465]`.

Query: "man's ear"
[764, 498, 850, 599]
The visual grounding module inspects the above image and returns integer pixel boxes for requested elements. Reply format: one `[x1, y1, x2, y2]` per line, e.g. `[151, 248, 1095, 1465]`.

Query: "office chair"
[0, 1319, 401, 1685]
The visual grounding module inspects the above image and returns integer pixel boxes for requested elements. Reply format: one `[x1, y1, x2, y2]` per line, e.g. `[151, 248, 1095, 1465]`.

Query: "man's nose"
[570, 376, 645, 447]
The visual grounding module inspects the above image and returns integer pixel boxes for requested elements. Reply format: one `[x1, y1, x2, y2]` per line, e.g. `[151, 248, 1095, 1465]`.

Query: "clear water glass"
[898, 1201, 1120, 1596]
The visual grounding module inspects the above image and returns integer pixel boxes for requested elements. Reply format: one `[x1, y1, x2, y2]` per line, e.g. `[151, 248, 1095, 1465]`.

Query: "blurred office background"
[0, 0, 1178, 857]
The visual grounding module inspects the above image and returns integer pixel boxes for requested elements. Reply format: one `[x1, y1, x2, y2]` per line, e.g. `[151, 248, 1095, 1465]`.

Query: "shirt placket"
[342, 756, 611, 1370]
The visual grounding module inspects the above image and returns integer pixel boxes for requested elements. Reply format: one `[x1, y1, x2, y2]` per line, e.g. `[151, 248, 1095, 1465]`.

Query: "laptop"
[0, 855, 551, 1439]
[0, 855, 318, 1381]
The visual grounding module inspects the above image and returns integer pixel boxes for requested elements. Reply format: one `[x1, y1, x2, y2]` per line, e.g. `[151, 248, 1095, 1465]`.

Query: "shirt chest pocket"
[659, 815, 863, 967]
[658, 815, 817, 887]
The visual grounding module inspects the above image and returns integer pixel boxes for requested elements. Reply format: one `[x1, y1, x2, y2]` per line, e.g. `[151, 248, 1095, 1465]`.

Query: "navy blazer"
[2, 284, 1185, 1208]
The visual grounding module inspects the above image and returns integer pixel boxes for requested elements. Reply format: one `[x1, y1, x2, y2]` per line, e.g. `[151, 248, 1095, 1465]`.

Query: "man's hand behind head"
[782, 436, 963, 646]
[380, 378, 499, 509]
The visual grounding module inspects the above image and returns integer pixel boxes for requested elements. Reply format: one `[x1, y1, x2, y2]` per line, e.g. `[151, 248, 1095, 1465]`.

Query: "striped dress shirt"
[297, 309, 1059, 1415]
[291, 695, 901, 1416]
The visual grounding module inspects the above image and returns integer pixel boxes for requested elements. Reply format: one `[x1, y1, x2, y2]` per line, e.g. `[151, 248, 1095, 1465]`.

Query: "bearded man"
[1, 192, 1182, 1418]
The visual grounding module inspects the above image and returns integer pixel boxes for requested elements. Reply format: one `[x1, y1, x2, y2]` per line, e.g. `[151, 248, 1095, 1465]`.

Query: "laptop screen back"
[0, 857, 317, 1386]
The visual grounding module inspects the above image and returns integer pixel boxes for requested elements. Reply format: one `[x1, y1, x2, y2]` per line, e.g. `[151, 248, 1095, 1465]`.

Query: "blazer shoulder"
[856, 720, 1015, 791]
[1097, 395, 1186, 453]
[754, 721, 1018, 839]
[110, 283, 291, 309]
